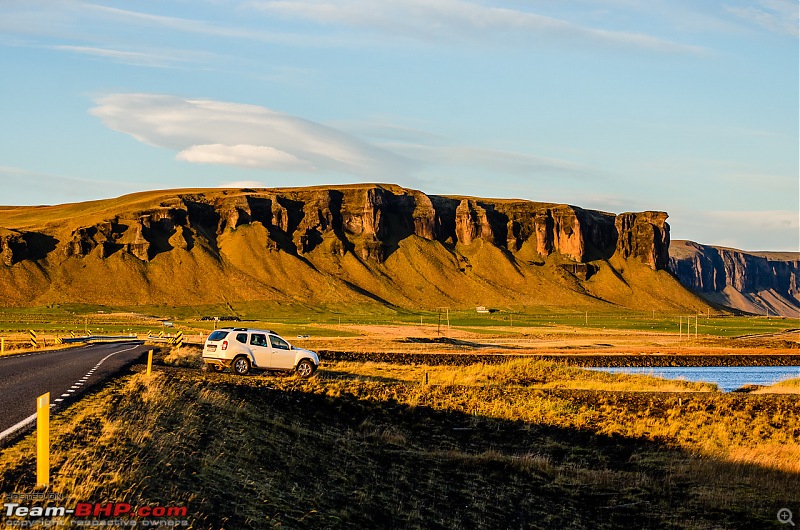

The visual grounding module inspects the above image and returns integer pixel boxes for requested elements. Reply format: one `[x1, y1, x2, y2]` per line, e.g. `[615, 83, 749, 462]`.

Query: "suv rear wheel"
[296, 359, 315, 378]
[232, 356, 251, 376]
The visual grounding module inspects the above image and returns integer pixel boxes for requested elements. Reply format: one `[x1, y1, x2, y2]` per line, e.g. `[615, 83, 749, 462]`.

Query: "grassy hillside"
[0, 186, 711, 313]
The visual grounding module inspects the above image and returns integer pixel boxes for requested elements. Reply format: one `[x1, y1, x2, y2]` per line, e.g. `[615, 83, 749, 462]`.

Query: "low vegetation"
[754, 377, 800, 394]
[0, 356, 797, 529]
[322, 358, 720, 392]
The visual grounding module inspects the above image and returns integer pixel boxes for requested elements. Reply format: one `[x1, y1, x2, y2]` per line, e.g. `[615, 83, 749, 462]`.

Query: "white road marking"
[0, 343, 143, 442]
[0, 413, 37, 441]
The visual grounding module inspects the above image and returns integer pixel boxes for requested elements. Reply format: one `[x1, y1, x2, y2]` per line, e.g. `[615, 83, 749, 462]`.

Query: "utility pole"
[679, 316, 682, 339]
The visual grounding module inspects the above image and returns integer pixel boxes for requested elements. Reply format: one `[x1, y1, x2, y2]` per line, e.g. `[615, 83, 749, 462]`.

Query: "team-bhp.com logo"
[4, 501, 189, 527]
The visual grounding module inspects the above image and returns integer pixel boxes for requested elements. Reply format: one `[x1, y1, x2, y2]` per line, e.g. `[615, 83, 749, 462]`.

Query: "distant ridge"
[669, 240, 800, 317]
[0, 184, 709, 312]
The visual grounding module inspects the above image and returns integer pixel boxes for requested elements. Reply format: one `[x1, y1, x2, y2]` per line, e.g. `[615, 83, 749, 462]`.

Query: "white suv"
[202, 328, 319, 377]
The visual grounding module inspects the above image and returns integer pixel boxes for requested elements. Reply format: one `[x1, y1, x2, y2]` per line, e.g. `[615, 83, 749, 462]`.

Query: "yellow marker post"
[1, 337, 4, 356]
[37, 392, 50, 487]
[146, 350, 153, 376]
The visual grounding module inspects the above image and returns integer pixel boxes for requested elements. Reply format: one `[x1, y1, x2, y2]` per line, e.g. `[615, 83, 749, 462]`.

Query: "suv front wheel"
[295, 359, 315, 378]
[232, 356, 251, 376]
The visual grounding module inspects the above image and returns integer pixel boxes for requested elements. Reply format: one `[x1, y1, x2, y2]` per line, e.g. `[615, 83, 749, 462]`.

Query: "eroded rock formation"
[2, 185, 673, 271]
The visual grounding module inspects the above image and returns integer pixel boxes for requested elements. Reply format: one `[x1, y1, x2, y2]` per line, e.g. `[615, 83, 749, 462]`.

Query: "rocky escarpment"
[0, 184, 695, 310]
[0, 229, 30, 266]
[669, 240, 800, 317]
[52, 186, 670, 269]
[615, 212, 670, 270]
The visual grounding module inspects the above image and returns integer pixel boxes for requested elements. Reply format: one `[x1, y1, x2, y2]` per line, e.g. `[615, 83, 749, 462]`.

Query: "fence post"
[37, 393, 50, 487]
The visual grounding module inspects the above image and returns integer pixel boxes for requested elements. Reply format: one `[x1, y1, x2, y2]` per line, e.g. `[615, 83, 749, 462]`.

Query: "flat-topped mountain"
[0, 184, 707, 311]
[669, 240, 800, 317]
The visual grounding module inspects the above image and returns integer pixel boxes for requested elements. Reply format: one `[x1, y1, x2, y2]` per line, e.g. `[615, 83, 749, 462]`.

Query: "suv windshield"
[270, 336, 290, 350]
[208, 330, 229, 341]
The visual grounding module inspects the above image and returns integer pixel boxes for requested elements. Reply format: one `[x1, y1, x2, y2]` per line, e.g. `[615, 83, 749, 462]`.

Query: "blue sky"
[0, 0, 797, 251]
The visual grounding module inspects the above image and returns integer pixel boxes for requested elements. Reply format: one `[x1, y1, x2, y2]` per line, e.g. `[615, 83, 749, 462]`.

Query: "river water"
[591, 366, 800, 392]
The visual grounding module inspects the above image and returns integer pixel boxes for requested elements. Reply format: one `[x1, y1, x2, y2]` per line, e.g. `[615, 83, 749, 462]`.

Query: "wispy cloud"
[52, 44, 210, 68]
[90, 93, 418, 177]
[247, 0, 708, 53]
[90, 93, 599, 186]
[81, 2, 335, 46]
[669, 207, 800, 251]
[0, 166, 139, 206]
[391, 143, 593, 180]
[725, 0, 799, 36]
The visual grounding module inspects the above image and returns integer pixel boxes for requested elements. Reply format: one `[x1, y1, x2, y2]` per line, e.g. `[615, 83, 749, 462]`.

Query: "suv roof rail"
[229, 327, 276, 334]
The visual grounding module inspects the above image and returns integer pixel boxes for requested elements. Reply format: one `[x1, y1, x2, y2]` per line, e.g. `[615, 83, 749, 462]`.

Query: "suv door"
[248, 333, 271, 368]
[269, 335, 295, 369]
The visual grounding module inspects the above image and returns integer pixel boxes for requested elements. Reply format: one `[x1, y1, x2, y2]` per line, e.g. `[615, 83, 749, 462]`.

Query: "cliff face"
[669, 240, 800, 317]
[52, 186, 669, 268]
[0, 184, 693, 309]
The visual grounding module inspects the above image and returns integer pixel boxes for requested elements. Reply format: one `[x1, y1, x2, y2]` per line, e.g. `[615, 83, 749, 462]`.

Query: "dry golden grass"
[0, 364, 796, 529]
[322, 358, 719, 392]
[161, 345, 203, 368]
[753, 377, 800, 394]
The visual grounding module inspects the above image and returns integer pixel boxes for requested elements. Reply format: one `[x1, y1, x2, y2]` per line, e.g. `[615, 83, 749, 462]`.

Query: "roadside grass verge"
[0, 364, 797, 529]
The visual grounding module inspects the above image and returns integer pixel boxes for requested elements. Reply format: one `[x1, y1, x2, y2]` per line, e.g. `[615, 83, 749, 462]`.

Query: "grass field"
[0, 302, 798, 528]
[0, 305, 797, 340]
[0, 350, 797, 529]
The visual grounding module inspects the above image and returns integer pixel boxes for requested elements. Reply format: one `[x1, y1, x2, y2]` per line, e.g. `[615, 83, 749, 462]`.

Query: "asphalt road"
[0, 342, 149, 442]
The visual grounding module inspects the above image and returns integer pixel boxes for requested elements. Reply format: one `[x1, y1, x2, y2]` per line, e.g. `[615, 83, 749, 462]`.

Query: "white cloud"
[177, 144, 316, 170]
[248, 0, 708, 53]
[725, 0, 799, 36]
[90, 93, 417, 177]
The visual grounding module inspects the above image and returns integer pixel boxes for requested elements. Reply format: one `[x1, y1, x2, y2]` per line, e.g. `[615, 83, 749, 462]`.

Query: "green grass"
[0, 305, 796, 339]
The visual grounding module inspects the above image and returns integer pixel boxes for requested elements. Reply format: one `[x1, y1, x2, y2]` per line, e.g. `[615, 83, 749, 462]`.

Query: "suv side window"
[250, 333, 267, 347]
[270, 335, 290, 350]
[236, 333, 247, 344]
